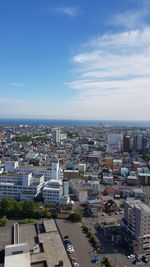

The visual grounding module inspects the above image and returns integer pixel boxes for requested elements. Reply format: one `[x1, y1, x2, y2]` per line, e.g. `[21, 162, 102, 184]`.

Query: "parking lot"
[56, 219, 100, 267]
[82, 216, 138, 267]
[56, 218, 149, 267]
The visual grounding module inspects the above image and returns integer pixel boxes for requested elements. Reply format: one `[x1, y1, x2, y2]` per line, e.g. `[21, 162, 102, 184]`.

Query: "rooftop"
[126, 200, 150, 212]
[17, 166, 51, 170]
[139, 173, 150, 177]
[5, 252, 31, 267]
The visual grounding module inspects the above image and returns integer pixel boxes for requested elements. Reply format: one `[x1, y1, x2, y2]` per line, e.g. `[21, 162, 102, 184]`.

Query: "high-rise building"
[123, 135, 130, 152]
[133, 135, 143, 152]
[133, 135, 150, 153]
[142, 136, 149, 154]
[106, 134, 122, 153]
[121, 200, 150, 254]
[52, 128, 60, 143]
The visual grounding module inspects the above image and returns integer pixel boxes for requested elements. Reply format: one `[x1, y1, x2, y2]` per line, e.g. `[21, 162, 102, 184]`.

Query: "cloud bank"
[66, 3, 150, 120]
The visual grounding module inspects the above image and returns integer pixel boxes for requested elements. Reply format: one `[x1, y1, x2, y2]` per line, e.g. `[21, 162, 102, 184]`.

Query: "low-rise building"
[64, 170, 79, 179]
[42, 179, 70, 205]
[132, 188, 144, 200]
[126, 175, 139, 186]
[1, 220, 72, 267]
[139, 173, 150, 186]
[102, 174, 113, 184]
[113, 159, 122, 168]
[69, 179, 88, 203]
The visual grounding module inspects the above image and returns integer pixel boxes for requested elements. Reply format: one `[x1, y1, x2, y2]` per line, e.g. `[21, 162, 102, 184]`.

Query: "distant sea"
[0, 119, 150, 127]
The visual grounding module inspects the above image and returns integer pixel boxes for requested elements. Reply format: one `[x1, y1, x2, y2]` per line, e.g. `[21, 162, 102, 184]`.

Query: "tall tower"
[52, 128, 60, 143]
[51, 158, 59, 179]
[123, 135, 130, 152]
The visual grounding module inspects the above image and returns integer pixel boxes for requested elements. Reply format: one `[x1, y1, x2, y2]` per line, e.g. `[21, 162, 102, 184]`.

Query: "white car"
[67, 245, 73, 249]
[127, 254, 135, 259]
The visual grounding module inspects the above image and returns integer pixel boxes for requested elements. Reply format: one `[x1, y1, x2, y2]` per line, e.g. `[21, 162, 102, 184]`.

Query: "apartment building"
[52, 128, 61, 143]
[0, 172, 44, 201]
[106, 134, 122, 153]
[121, 200, 150, 255]
[69, 180, 88, 203]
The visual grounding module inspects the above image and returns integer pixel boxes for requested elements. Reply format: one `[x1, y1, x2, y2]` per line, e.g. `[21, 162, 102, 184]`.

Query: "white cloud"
[55, 7, 78, 17]
[108, 0, 150, 29]
[10, 82, 26, 87]
[66, 27, 150, 120]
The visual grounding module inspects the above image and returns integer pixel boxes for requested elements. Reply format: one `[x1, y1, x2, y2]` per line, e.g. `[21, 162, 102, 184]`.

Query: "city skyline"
[0, 0, 150, 120]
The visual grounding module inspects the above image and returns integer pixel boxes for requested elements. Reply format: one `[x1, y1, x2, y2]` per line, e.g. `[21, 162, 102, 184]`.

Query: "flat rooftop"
[139, 173, 150, 177]
[17, 166, 51, 171]
[19, 224, 37, 251]
[0, 173, 22, 177]
[126, 200, 150, 212]
[5, 253, 31, 267]
[43, 220, 57, 233]
[31, 230, 71, 267]
[0, 226, 13, 250]
[0, 220, 72, 267]
[127, 176, 138, 179]
[30, 220, 72, 267]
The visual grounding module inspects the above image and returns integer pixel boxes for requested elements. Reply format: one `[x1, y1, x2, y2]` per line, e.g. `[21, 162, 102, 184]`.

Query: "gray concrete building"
[121, 200, 150, 255]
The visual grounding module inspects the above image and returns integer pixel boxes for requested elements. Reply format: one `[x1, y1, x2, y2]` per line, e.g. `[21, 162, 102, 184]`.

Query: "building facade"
[0, 172, 44, 201]
[121, 200, 150, 255]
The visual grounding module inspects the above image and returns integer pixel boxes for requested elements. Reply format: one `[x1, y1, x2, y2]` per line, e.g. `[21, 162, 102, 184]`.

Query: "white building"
[0, 172, 44, 201]
[25, 153, 38, 161]
[5, 160, 63, 181]
[42, 179, 70, 205]
[102, 174, 114, 184]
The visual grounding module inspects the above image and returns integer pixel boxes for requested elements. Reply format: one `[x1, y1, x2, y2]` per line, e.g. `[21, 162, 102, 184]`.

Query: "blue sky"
[0, 0, 150, 120]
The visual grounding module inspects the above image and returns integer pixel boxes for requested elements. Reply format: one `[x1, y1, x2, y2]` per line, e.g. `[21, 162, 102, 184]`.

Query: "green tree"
[18, 218, 37, 224]
[0, 217, 8, 227]
[23, 201, 36, 217]
[82, 225, 89, 233]
[68, 212, 82, 222]
[51, 212, 58, 219]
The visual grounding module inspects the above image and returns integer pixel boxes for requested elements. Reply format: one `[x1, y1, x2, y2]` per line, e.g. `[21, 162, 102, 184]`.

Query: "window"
[12, 250, 23, 255]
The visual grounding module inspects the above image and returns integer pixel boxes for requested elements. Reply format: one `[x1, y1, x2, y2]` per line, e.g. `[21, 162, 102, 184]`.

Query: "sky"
[0, 0, 150, 120]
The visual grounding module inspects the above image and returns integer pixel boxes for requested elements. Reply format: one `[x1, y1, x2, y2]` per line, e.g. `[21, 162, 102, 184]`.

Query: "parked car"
[127, 254, 135, 259]
[67, 248, 75, 253]
[142, 255, 148, 263]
